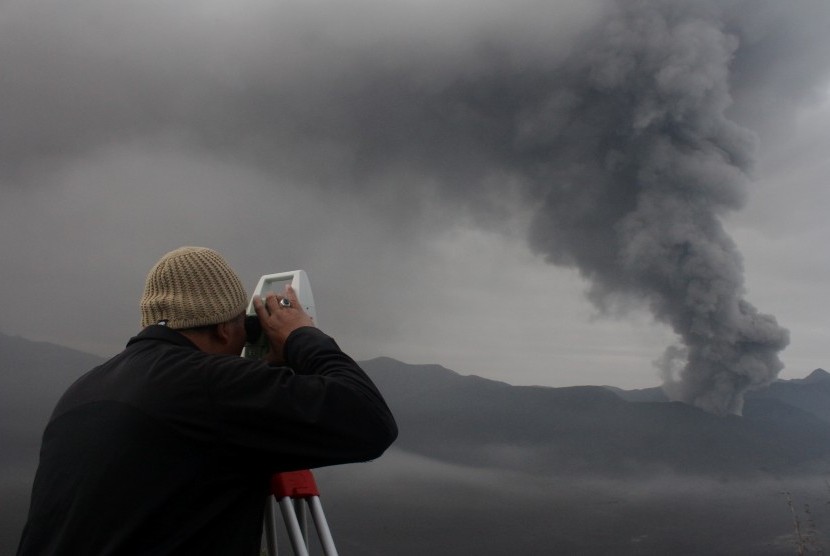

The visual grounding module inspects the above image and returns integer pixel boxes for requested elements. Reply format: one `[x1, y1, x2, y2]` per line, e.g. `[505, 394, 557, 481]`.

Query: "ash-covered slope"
[608, 369, 830, 426]
[745, 369, 830, 423]
[362, 357, 830, 477]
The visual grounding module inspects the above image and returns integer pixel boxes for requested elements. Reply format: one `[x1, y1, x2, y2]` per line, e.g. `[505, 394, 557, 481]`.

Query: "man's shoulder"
[51, 340, 206, 419]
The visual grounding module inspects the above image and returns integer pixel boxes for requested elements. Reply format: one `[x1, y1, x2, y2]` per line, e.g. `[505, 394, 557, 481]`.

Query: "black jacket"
[17, 325, 397, 555]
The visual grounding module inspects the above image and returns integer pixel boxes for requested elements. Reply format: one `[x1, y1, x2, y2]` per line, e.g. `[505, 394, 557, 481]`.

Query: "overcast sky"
[1, 0, 829, 391]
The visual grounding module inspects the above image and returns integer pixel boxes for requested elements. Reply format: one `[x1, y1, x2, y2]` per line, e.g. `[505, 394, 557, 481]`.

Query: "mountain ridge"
[360, 356, 830, 477]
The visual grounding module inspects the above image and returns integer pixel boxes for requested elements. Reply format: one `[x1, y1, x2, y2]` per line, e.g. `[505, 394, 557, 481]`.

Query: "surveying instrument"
[243, 271, 339, 556]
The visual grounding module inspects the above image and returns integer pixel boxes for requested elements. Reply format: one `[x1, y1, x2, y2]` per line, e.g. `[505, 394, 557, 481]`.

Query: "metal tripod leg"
[264, 496, 279, 556]
[307, 496, 338, 555]
[263, 470, 339, 556]
[279, 496, 310, 556]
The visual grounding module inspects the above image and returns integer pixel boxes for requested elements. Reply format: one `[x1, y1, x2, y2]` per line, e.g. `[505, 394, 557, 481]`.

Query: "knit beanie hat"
[140, 246, 248, 329]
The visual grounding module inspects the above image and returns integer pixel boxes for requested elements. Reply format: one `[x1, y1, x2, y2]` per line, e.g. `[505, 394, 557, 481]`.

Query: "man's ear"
[213, 320, 233, 346]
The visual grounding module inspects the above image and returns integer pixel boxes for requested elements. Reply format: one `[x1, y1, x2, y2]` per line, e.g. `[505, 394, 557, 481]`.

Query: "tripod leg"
[294, 498, 309, 547]
[279, 496, 310, 556]
[264, 496, 279, 556]
[308, 496, 339, 556]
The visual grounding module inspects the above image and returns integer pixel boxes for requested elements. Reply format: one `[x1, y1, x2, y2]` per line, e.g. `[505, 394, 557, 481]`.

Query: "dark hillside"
[362, 357, 830, 477]
[746, 368, 830, 424]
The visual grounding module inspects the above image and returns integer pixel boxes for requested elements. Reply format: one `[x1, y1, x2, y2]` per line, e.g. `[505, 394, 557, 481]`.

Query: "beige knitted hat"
[140, 246, 248, 329]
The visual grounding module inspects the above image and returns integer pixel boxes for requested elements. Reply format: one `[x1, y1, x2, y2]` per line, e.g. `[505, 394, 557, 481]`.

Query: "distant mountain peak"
[362, 357, 463, 378]
[803, 368, 830, 384]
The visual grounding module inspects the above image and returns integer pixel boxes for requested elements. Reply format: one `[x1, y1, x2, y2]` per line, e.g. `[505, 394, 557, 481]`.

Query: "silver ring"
[279, 298, 292, 308]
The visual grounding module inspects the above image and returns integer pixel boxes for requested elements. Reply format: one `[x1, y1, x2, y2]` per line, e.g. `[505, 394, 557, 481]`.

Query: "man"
[17, 246, 398, 555]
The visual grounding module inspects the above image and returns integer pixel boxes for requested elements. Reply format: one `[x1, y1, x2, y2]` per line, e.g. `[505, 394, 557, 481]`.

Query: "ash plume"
[323, 0, 794, 415]
[307, 0, 795, 415]
[511, 2, 793, 415]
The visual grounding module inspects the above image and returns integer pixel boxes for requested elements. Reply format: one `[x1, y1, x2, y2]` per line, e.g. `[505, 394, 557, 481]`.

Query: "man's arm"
[210, 286, 397, 470]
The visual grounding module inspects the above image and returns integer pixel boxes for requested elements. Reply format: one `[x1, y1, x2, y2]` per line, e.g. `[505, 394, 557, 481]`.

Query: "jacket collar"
[126, 324, 200, 350]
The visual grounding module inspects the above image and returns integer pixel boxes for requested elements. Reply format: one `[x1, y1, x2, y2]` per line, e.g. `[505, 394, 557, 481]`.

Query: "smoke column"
[302, 1, 793, 415]
[310, 0, 794, 415]
[512, 3, 791, 415]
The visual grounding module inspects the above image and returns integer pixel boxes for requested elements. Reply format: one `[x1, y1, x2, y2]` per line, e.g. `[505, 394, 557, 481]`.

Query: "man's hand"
[252, 285, 315, 364]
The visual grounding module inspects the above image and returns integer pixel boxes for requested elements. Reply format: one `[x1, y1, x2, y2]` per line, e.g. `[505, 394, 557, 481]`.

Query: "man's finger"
[283, 284, 299, 302]
[253, 296, 272, 320]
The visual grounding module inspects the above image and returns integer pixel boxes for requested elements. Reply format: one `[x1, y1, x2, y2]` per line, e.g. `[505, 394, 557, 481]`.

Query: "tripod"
[262, 470, 339, 556]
